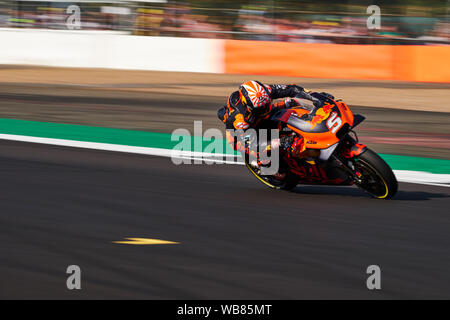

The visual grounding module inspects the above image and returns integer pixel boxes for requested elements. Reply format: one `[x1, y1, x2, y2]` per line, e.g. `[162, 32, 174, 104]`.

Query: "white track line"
[0, 133, 449, 187]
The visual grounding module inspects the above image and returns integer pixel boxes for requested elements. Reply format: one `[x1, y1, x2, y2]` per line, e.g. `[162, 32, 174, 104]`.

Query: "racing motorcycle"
[243, 93, 398, 199]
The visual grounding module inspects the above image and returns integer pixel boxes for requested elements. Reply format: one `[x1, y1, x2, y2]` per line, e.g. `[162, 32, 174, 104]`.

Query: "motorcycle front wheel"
[353, 149, 398, 199]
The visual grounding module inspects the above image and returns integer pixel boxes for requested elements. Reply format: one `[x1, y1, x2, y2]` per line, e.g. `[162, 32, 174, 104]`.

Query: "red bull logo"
[308, 103, 334, 128]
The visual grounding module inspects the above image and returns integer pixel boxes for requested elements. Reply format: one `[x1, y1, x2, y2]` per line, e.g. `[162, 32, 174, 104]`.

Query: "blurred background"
[0, 0, 448, 44]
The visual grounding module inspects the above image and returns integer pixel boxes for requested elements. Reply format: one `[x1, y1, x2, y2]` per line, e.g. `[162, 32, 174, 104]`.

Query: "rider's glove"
[320, 92, 335, 100]
[313, 99, 323, 109]
[290, 85, 305, 97]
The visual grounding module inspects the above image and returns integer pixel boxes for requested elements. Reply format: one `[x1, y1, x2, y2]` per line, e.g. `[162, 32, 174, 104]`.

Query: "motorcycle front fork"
[331, 154, 363, 184]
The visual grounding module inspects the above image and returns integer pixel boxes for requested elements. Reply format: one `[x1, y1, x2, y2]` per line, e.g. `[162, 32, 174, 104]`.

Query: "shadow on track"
[290, 185, 370, 198]
[289, 185, 450, 201]
[393, 190, 450, 201]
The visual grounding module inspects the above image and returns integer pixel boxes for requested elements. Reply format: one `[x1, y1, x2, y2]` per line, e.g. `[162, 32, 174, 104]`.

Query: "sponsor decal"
[308, 102, 334, 128]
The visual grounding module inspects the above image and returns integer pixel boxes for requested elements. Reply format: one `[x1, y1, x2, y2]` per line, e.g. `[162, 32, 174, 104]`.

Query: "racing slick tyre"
[245, 161, 298, 191]
[354, 148, 398, 199]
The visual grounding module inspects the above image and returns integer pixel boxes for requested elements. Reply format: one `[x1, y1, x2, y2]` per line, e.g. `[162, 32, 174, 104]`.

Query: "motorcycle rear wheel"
[354, 149, 398, 199]
[245, 162, 298, 190]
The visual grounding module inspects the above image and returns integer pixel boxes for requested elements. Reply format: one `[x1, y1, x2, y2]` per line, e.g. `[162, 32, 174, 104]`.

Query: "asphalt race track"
[1, 140, 450, 299]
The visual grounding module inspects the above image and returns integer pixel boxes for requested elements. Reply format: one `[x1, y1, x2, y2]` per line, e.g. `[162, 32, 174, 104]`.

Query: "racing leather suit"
[218, 84, 318, 159]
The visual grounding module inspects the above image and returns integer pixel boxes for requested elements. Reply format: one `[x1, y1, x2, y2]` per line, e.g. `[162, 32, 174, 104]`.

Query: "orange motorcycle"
[244, 92, 398, 199]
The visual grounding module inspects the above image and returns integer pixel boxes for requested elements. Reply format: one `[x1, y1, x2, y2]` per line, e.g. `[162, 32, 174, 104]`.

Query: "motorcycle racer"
[217, 80, 332, 159]
[217, 81, 397, 198]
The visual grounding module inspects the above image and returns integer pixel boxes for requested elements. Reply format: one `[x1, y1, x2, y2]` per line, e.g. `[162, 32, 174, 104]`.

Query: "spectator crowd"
[0, 1, 448, 45]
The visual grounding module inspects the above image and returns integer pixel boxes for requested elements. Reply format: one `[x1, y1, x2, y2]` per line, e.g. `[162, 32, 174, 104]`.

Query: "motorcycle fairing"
[283, 154, 351, 186]
[272, 105, 341, 134]
[287, 112, 332, 134]
[318, 143, 339, 161]
[342, 142, 368, 159]
[271, 101, 355, 150]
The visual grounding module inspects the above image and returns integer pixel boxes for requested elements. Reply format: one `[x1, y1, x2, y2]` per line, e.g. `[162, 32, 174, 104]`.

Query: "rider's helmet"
[239, 80, 271, 117]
